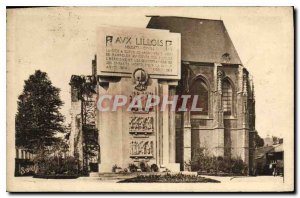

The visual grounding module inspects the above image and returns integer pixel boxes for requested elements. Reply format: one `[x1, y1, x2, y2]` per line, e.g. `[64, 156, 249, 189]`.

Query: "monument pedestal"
[98, 78, 181, 173]
[166, 163, 181, 172]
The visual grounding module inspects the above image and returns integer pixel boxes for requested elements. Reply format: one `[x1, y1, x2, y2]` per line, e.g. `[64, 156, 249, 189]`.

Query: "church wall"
[230, 129, 249, 164]
[189, 64, 215, 85]
[191, 128, 224, 157]
[180, 63, 254, 171]
[175, 113, 184, 168]
[186, 64, 223, 162]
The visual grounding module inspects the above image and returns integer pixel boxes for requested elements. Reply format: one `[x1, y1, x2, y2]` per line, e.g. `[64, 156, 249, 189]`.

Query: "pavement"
[14, 174, 284, 184]
[9, 175, 286, 192]
[198, 175, 284, 184]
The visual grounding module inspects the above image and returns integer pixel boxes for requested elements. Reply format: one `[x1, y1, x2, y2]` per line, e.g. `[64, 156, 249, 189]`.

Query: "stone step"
[159, 166, 167, 172]
[89, 171, 197, 179]
[98, 172, 127, 177]
[89, 172, 100, 177]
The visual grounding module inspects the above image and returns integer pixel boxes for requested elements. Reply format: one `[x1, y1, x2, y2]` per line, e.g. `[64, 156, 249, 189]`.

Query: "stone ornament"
[243, 73, 248, 96]
[133, 68, 149, 91]
[129, 91, 155, 113]
[130, 140, 154, 157]
[129, 116, 154, 134]
[217, 70, 224, 94]
[83, 101, 96, 125]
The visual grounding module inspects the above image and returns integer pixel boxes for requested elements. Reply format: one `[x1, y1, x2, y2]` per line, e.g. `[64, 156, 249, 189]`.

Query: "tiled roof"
[255, 144, 284, 159]
[255, 146, 274, 159]
[273, 144, 283, 153]
[147, 16, 242, 64]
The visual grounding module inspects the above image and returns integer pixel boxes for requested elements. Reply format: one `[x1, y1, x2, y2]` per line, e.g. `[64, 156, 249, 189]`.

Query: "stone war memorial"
[97, 26, 181, 172]
[69, 16, 256, 175]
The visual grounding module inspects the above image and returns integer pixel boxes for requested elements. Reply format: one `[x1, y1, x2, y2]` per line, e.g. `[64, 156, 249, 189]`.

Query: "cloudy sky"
[7, 7, 293, 138]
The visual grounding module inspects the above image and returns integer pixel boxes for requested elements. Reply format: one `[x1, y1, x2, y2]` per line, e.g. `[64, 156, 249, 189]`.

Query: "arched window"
[222, 79, 233, 115]
[190, 78, 209, 115]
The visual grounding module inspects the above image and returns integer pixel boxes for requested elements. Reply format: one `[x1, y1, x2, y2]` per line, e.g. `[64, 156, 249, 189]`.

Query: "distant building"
[255, 143, 284, 175]
[263, 135, 283, 146]
[264, 135, 273, 147]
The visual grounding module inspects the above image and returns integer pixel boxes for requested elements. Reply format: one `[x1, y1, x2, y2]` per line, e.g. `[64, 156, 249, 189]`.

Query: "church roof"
[146, 16, 242, 65]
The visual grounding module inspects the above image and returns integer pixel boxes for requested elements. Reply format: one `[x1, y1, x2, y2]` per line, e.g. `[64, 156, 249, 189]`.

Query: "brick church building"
[69, 16, 257, 174]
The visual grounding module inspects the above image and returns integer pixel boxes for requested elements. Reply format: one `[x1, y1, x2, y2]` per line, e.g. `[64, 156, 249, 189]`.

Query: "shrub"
[118, 173, 220, 183]
[140, 161, 146, 171]
[191, 148, 248, 175]
[184, 161, 192, 171]
[112, 164, 122, 172]
[232, 158, 248, 175]
[35, 155, 78, 176]
[150, 164, 159, 172]
[128, 163, 138, 173]
[140, 161, 151, 172]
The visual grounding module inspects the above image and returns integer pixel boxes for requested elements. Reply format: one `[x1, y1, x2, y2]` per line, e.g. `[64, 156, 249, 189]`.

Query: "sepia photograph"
[6, 6, 294, 192]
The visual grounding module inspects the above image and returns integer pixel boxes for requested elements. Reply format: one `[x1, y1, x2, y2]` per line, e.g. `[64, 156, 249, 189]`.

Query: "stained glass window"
[222, 80, 233, 115]
[191, 79, 208, 115]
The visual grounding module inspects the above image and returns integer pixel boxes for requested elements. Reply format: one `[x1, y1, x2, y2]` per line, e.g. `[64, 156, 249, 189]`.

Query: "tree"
[272, 136, 279, 145]
[15, 70, 65, 153]
[255, 133, 264, 148]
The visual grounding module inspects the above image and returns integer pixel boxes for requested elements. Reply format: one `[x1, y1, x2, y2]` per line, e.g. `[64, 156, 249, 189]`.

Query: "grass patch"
[118, 173, 220, 183]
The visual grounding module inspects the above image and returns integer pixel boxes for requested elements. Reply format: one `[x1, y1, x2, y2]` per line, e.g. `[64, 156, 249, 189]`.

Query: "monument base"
[98, 163, 113, 173]
[99, 163, 181, 173]
[165, 163, 181, 172]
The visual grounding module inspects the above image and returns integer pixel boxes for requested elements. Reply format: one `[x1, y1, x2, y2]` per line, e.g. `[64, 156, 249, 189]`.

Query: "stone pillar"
[158, 81, 180, 172]
[237, 65, 244, 127]
[216, 68, 224, 128]
[211, 65, 225, 158]
[167, 83, 180, 171]
[242, 73, 249, 129]
[233, 66, 250, 169]
[248, 81, 256, 175]
[161, 82, 170, 167]
[169, 85, 176, 163]
[183, 111, 191, 171]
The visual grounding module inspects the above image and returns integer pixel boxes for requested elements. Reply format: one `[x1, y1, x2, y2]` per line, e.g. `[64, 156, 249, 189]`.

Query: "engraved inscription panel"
[97, 27, 181, 79]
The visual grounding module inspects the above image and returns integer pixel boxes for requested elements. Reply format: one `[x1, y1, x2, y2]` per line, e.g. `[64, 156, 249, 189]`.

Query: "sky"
[7, 7, 294, 139]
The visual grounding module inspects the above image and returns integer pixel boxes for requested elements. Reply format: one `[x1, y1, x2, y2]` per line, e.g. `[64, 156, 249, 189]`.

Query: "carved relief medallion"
[133, 68, 149, 91]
